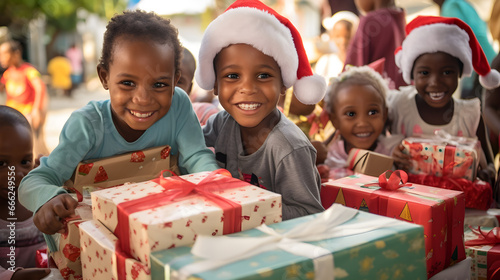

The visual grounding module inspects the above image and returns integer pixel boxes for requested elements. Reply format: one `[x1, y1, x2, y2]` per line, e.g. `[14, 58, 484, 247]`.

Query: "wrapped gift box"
[321, 173, 465, 278]
[64, 145, 179, 194]
[50, 200, 92, 280]
[401, 133, 481, 181]
[150, 204, 427, 280]
[92, 170, 282, 267]
[79, 220, 151, 280]
[465, 227, 500, 280]
[347, 148, 394, 177]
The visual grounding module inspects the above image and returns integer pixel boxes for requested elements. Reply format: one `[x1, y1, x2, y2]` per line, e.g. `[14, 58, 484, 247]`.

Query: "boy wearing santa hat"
[389, 15, 499, 180]
[199, 0, 326, 220]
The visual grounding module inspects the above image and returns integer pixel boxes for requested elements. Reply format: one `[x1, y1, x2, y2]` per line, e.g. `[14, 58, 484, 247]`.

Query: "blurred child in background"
[178, 47, 219, 126]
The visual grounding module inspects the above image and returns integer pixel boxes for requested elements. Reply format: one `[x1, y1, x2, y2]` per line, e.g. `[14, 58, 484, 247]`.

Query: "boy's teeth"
[356, 133, 371, 137]
[238, 103, 261, 110]
[429, 92, 445, 101]
[130, 111, 153, 118]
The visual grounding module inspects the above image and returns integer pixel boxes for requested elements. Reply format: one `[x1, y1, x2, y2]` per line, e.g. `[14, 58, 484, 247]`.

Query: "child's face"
[330, 84, 387, 150]
[0, 43, 16, 69]
[214, 44, 286, 128]
[331, 21, 352, 55]
[98, 37, 180, 136]
[0, 124, 33, 200]
[177, 59, 195, 95]
[412, 52, 460, 108]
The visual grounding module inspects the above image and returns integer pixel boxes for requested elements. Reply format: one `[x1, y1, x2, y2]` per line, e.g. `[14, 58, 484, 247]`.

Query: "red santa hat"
[395, 15, 500, 90]
[195, 0, 326, 105]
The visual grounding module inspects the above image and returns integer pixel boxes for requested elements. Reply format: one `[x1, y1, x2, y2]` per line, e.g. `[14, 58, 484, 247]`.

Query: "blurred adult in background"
[343, 0, 406, 90]
[65, 43, 83, 91]
[0, 40, 49, 156]
[47, 53, 72, 97]
[489, 0, 500, 44]
[315, 11, 359, 83]
[483, 53, 500, 156]
[433, 0, 497, 99]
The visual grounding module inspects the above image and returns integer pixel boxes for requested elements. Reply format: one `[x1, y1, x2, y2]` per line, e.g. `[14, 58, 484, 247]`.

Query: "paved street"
[44, 79, 108, 152]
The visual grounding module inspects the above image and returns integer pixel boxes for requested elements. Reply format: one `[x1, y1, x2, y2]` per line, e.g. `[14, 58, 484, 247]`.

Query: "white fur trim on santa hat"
[396, 23, 473, 84]
[479, 69, 500, 90]
[195, 7, 298, 91]
[294, 74, 327, 104]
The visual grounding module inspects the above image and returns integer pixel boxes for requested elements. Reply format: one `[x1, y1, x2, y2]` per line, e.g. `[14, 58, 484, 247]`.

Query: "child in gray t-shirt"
[198, 0, 327, 220]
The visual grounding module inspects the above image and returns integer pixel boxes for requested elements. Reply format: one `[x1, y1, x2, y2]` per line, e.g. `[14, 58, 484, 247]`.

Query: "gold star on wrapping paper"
[305, 271, 315, 279]
[375, 241, 386, 249]
[359, 256, 374, 272]
[286, 264, 301, 277]
[350, 247, 360, 259]
[382, 250, 399, 259]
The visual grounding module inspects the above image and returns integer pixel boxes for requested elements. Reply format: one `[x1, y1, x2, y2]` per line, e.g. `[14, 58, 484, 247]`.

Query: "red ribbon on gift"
[114, 169, 247, 273]
[364, 170, 410, 191]
[465, 227, 500, 279]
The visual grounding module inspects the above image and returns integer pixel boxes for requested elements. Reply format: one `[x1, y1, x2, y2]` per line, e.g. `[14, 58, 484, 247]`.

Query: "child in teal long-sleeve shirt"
[19, 11, 219, 250]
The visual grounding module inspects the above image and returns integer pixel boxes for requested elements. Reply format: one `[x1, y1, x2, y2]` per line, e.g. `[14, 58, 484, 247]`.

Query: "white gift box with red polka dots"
[91, 171, 282, 267]
[79, 220, 150, 280]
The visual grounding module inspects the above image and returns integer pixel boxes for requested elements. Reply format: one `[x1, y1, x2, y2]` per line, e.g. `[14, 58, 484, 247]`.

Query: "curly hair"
[323, 65, 389, 115]
[99, 10, 182, 75]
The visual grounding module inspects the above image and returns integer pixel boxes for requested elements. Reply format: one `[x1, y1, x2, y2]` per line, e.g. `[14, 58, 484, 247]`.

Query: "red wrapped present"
[401, 130, 481, 181]
[91, 169, 282, 267]
[321, 171, 465, 278]
[465, 227, 500, 280]
[408, 173, 492, 210]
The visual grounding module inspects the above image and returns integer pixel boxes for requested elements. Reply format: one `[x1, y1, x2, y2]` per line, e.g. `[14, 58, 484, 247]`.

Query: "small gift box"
[401, 130, 481, 181]
[465, 227, 500, 280]
[321, 171, 466, 278]
[91, 170, 282, 267]
[347, 148, 394, 177]
[79, 220, 150, 280]
[64, 145, 179, 194]
[50, 201, 92, 280]
[150, 204, 427, 280]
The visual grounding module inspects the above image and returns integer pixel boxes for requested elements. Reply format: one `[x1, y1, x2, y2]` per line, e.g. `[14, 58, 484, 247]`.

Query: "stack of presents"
[45, 131, 500, 280]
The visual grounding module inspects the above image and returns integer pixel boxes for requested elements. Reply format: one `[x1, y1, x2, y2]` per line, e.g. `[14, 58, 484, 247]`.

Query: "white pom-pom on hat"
[195, 0, 326, 104]
[395, 15, 500, 90]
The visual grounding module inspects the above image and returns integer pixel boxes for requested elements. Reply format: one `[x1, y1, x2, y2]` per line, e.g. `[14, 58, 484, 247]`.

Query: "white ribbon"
[433, 129, 477, 147]
[176, 204, 405, 280]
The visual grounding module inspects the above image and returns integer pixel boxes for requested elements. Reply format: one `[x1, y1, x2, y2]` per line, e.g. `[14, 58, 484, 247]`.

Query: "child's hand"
[12, 268, 51, 280]
[33, 194, 78, 235]
[392, 144, 411, 171]
[311, 140, 327, 165]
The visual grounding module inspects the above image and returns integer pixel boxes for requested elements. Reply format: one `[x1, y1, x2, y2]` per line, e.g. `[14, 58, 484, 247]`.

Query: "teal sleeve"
[175, 90, 219, 173]
[441, 1, 496, 62]
[19, 111, 96, 213]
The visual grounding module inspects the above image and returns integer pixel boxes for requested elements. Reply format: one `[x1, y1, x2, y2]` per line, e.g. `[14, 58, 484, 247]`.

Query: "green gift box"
[150, 204, 427, 280]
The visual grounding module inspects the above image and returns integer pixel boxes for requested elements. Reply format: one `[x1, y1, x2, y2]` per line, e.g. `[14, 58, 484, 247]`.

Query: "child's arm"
[19, 109, 95, 234]
[275, 147, 324, 220]
[476, 115, 496, 185]
[174, 89, 220, 173]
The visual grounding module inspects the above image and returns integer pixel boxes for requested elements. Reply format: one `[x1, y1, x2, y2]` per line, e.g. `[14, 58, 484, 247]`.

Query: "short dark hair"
[0, 105, 31, 130]
[2, 40, 22, 54]
[98, 10, 182, 75]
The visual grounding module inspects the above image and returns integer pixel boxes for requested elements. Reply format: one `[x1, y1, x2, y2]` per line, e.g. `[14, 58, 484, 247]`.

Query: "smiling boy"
[199, 0, 327, 220]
